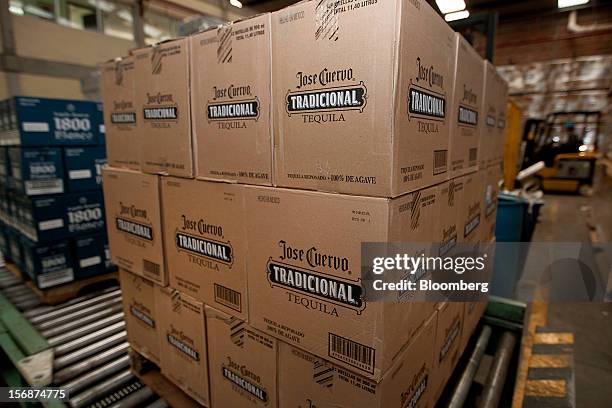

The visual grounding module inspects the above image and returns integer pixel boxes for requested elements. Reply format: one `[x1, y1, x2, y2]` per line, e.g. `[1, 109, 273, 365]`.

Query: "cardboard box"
[21, 194, 68, 242]
[119, 268, 161, 365]
[272, 0, 455, 197]
[205, 305, 278, 407]
[21, 236, 75, 289]
[0, 222, 7, 256]
[7, 227, 23, 268]
[157, 288, 209, 406]
[102, 167, 166, 285]
[436, 179, 464, 257]
[72, 233, 116, 278]
[161, 178, 247, 319]
[0, 100, 7, 132]
[64, 191, 106, 236]
[7, 190, 18, 227]
[134, 38, 193, 178]
[458, 172, 482, 243]
[245, 185, 438, 380]
[431, 302, 464, 399]
[460, 301, 487, 355]
[191, 14, 273, 185]
[101, 56, 141, 170]
[494, 73, 509, 166]
[450, 34, 484, 177]
[0, 188, 9, 225]
[63, 147, 107, 192]
[278, 310, 437, 408]
[9, 147, 65, 196]
[0, 147, 9, 186]
[479, 62, 498, 169]
[0, 96, 103, 146]
[482, 166, 501, 242]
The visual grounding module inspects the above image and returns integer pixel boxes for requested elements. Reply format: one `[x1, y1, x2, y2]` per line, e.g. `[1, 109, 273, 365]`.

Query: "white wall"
[1, 14, 136, 100]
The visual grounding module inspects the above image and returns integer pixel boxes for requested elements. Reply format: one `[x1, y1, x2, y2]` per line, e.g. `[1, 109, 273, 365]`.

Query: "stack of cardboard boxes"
[103, 1, 508, 406]
[0, 96, 115, 289]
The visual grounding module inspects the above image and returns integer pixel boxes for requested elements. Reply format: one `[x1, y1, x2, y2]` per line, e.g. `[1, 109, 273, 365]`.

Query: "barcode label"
[39, 218, 64, 231]
[79, 255, 101, 268]
[22, 122, 50, 132]
[328, 333, 375, 374]
[143, 259, 160, 277]
[38, 268, 74, 289]
[469, 148, 478, 163]
[433, 150, 448, 175]
[69, 169, 92, 180]
[214, 283, 242, 312]
[25, 179, 64, 195]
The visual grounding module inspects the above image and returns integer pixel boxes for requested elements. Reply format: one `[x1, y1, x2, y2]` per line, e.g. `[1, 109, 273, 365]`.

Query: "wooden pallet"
[5, 262, 26, 280]
[129, 348, 203, 408]
[25, 270, 119, 305]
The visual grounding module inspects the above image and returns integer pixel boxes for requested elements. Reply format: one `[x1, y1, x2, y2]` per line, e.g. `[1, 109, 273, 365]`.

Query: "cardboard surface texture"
[9, 147, 64, 196]
[482, 166, 501, 242]
[431, 301, 464, 399]
[458, 172, 482, 244]
[436, 179, 463, 257]
[162, 178, 247, 319]
[191, 14, 273, 185]
[272, 0, 455, 197]
[134, 38, 193, 178]
[205, 305, 278, 407]
[102, 167, 166, 285]
[119, 268, 161, 365]
[157, 288, 209, 407]
[101, 56, 140, 170]
[494, 73, 509, 166]
[63, 147, 106, 192]
[450, 34, 484, 177]
[245, 184, 438, 380]
[278, 310, 437, 408]
[479, 62, 498, 169]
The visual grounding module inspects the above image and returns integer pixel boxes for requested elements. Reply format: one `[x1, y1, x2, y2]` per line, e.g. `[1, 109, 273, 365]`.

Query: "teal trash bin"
[492, 194, 529, 297]
[495, 194, 527, 242]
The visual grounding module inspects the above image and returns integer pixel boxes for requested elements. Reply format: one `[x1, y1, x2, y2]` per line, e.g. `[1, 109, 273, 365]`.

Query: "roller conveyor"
[0, 267, 167, 408]
[47, 312, 126, 346]
[53, 343, 130, 385]
[42, 309, 125, 339]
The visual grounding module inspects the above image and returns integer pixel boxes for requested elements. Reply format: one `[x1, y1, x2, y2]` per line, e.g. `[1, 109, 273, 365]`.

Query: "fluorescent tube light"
[445, 10, 470, 22]
[436, 0, 466, 14]
[558, 0, 589, 8]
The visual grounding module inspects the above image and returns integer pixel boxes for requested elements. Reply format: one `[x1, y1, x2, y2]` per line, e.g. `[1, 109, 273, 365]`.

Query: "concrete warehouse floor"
[530, 166, 612, 407]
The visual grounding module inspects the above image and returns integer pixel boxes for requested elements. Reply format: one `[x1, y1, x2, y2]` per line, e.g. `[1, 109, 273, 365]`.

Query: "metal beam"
[0, 0, 21, 95]
[0, 0, 16, 55]
[0, 54, 97, 80]
[133, 1, 145, 48]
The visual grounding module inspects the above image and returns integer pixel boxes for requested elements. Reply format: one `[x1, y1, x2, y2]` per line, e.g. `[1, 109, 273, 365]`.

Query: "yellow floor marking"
[529, 354, 571, 368]
[533, 332, 574, 345]
[525, 379, 567, 398]
[512, 301, 548, 408]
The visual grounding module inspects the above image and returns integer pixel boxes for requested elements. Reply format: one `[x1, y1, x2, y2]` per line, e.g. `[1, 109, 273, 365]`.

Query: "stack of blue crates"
[0, 96, 116, 290]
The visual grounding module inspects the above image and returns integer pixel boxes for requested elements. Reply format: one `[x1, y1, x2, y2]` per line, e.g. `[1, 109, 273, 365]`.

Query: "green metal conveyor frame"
[0, 293, 65, 407]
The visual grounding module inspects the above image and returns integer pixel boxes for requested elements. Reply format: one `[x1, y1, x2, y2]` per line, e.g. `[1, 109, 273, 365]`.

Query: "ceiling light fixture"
[558, 0, 589, 8]
[230, 0, 243, 8]
[436, 0, 466, 14]
[445, 10, 470, 22]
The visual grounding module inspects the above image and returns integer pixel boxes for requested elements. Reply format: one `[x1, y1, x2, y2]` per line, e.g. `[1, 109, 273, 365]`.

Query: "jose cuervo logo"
[408, 58, 446, 120]
[285, 68, 367, 116]
[266, 241, 364, 312]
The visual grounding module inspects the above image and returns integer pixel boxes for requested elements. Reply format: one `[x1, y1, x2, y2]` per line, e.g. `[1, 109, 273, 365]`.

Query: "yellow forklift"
[521, 111, 599, 195]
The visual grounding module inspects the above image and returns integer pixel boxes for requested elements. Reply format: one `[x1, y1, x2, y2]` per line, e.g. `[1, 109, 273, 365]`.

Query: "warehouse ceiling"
[241, 0, 612, 18]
